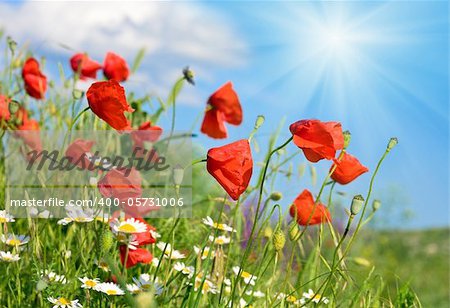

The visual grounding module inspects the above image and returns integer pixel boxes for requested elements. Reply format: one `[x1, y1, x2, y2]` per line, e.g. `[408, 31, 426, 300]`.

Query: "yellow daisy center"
[241, 271, 252, 279]
[314, 294, 322, 300]
[286, 295, 297, 302]
[216, 239, 224, 244]
[8, 239, 21, 246]
[141, 284, 151, 290]
[58, 298, 70, 305]
[118, 223, 137, 233]
[85, 280, 97, 287]
[106, 289, 117, 295]
[0, 218, 6, 223]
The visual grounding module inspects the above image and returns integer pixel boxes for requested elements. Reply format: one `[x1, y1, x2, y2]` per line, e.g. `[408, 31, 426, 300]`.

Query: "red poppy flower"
[15, 117, 42, 161]
[201, 108, 227, 139]
[201, 82, 242, 139]
[109, 212, 157, 245]
[98, 167, 142, 202]
[65, 138, 95, 170]
[206, 139, 253, 200]
[330, 152, 368, 185]
[289, 119, 344, 162]
[103, 52, 130, 82]
[0, 95, 11, 124]
[130, 121, 163, 159]
[86, 80, 134, 131]
[70, 53, 102, 79]
[289, 189, 331, 226]
[22, 58, 47, 99]
[119, 245, 153, 268]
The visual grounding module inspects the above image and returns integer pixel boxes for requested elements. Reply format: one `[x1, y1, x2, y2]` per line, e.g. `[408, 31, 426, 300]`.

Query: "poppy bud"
[100, 230, 114, 253]
[254, 115, 265, 130]
[263, 226, 273, 238]
[182, 66, 195, 85]
[8, 100, 20, 114]
[7, 36, 16, 55]
[289, 222, 300, 241]
[350, 195, 364, 215]
[272, 228, 286, 252]
[269, 192, 282, 201]
[372, 199, 381, 211]
[343, 130, 351, 149]
[72, 89, 84, 100]
[173, 165, 184, 186]
[387, 137, 398, 151]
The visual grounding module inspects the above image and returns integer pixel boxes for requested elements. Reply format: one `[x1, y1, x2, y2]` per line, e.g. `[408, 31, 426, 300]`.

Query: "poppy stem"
[61, 106, 90, 151]
[229, 135, 293, 306]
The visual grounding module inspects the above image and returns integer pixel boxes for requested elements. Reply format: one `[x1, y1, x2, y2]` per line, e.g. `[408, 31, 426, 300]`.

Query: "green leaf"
[131, 47, 146, 73]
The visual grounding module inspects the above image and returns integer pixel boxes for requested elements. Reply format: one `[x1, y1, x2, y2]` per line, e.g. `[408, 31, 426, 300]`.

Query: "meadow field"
[0, 7, 448, 307]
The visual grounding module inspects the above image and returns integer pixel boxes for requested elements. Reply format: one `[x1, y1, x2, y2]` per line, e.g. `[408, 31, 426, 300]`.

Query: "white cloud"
[0, 1, 248, 106]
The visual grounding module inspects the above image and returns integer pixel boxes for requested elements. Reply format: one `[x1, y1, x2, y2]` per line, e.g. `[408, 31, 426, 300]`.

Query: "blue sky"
[0, 1, 448, 228]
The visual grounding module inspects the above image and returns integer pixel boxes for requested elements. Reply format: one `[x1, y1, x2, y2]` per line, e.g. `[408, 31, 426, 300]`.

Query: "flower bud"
[7, 36, 17, 55]
[372, 199, 381, 211]
[8, 100, 20, 114]
[172, 164, 184, 186]
[350, 195, 364, 215]
[182, 66, 195, 85]
[72, 89, 84, 100]
[272, 228, 286, 252]
[100, 230, 114, 253]
[387, 137, 398, 151]
[343, 130, 351, 149]
[254, 115, 265, 130]
[263, 226, 273, 238]
[289, 222, 300, 241]
[269, 192, 282, 201]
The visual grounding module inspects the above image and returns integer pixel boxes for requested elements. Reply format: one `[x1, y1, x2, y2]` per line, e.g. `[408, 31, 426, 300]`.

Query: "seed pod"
[387, 137, 398, 151]
[372, 199, 381, 211]
[254, 115, 265, 130]
[350, 195, 365, 215]
[343, 130, 351, 149]
[272, 228, 286, 252]
[264, 225, 273, 238]
[269, 192, 282, 201]
[100, 230, 114, 253]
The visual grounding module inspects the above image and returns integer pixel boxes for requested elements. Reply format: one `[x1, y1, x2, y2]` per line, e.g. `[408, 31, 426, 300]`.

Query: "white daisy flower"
[223, 278, 232, 294]
[57, 206, 94, 225]
[94, 259, 110, 272]
[0, 210, 15, 223]
[0, 251, 20, 262]
[111, 218, 147, 234]
[133, 274, 163, 295]
[41, 270, 67, 284]
[232, 266, 257, 286]
[173, 262, 195, 278]
[209, 235, 230, 245]
[1, 234, 30, 246]
[301, 289, 329, 305]
[126, 283, 141, 294]
[97, 282, 125, 296]
[202, 216, 235, 232]
[245, 290, 265, 298]
[156, 242, 185, 259]
[150, 230, 161, 239]
[29, 208, 52, 218]
[151, 257, 160, 267]
[193, 246, 214, 259]
[192, 274, 218, 294]
[78, 277, 100, 290]
[47, 296, 82, 308]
